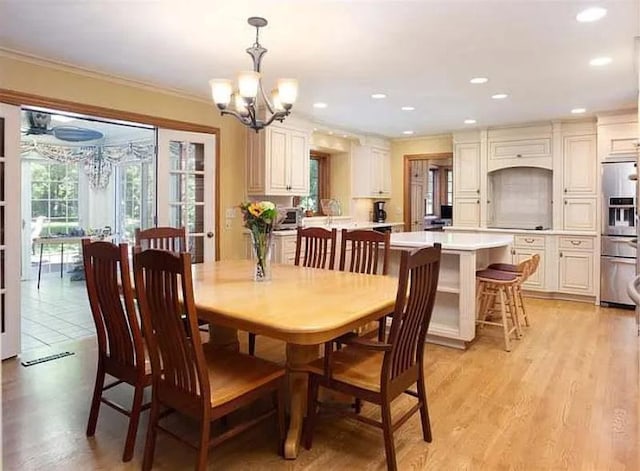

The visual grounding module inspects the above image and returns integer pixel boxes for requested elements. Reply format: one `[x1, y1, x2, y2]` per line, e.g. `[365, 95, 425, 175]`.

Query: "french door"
[157, 129, 216, 263]
[1, 103, 21, 359]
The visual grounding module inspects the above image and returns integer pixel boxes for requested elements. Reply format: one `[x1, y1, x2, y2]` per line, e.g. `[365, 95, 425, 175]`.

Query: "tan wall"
[389, 135, 453, 223]
[0, 54, 248, 259]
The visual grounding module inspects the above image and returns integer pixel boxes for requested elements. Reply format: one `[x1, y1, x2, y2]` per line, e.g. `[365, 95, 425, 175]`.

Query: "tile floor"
[21, 272, 96, 352]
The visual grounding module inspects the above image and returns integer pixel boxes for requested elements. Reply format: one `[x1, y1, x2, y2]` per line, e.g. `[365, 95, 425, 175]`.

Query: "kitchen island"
[389, 231, 513, 349]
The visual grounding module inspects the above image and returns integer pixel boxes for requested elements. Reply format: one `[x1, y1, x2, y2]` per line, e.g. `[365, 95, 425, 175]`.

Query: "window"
[30, 160, 79, 235]
[425, 168, 437, 215]
[117, 161, 154, 242]
[298, 152, 330, 215]
[446, 168, 453, 205]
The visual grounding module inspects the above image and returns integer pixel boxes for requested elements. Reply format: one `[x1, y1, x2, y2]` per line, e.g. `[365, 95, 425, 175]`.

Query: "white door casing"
[1, 103, 21, 359]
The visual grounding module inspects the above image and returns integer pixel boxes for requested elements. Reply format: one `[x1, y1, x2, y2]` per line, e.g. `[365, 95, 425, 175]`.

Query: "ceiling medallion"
[209, 17, 298, 132]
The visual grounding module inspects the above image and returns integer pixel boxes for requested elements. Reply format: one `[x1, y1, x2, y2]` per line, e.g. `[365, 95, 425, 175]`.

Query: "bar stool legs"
[476, 271, 521, 351]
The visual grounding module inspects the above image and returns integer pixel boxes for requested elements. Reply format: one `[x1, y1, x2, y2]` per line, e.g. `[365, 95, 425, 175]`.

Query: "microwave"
[278, 207, 303, 230]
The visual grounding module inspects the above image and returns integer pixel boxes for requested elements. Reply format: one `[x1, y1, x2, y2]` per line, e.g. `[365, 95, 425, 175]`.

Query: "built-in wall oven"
[601, 161, 637, 306]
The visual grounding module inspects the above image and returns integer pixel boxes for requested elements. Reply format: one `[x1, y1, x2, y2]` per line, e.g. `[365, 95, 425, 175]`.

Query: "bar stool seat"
[475, 268, 521, 351]
[486, 262, 522, 273]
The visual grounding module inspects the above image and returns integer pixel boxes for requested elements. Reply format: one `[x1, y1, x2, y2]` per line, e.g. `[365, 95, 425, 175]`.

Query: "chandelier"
[209, 17, 298, 132]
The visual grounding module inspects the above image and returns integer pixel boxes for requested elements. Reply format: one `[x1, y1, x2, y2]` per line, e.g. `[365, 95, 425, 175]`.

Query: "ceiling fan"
[23, 111, 104, 142]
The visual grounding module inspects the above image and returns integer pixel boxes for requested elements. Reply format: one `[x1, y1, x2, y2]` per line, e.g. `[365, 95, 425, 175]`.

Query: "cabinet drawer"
[559, 236, 594, 250]
[281, 237, 298, 257]
[514, 235, 545, 248]
[490, 138, 551, 160]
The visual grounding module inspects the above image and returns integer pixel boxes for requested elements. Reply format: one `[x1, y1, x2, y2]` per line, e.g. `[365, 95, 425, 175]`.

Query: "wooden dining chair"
[340, 228, 391, 341]
[134, 226, 187, 252]
[294, 226, 337, 269]
[304, 244, 442, 471]
[247, 226, 337, 356]
[82, 239, 151, 462]
[134, 249, 286, 471]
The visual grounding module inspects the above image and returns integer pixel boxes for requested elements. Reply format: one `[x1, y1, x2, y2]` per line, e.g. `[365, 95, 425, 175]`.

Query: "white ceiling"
[1, 1, 638, 138]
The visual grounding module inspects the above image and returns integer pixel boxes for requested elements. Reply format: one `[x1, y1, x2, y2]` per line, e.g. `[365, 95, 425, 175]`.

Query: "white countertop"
[390, 231, 513, 251]
[444, 226, 598, 237]
[272, 221, 403, 237]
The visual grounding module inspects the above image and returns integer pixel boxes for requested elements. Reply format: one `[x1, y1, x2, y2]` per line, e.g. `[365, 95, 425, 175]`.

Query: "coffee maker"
[373, 201, 387, 223]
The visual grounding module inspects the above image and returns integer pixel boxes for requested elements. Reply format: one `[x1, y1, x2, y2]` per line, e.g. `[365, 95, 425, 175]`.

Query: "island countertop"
[390, 231, 513, 251]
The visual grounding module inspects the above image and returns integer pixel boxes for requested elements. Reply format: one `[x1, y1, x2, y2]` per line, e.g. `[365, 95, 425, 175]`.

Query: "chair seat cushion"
[203, 347, 285, 408]
[476, 268, 518, 282]
[306, 346, 384, 393]
[487, 262, 522, 273]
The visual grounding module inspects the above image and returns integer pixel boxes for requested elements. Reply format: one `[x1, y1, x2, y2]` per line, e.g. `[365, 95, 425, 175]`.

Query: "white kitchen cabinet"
[453, 198, 480, 227]
[488, 138, 552, 171]
[246, 124, 310, 196]
[563, 198, 597, 232]
[453, 142, 481, 197]
[558, 250, 594, 295]
[563, 135, 597, 195]
[597, 118, 638, 160]
[352, 145, 392, 198]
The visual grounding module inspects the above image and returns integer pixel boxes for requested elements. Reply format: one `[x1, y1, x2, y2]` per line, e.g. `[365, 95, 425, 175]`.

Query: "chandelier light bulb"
[238, 71, 260, 101]
[271, 89, 285, 112]
[209, 79, 232, 109]
[277, 79, 298, 107]
[234, 94, 250, 117]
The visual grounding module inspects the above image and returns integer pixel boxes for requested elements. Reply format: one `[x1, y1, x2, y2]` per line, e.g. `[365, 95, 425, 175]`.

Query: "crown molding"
[0, 47, 213, 105]
[391, 133, 453, 143]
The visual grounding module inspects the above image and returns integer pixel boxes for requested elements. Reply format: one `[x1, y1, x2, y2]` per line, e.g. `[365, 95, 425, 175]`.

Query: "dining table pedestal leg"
[284, 343, 319, 459]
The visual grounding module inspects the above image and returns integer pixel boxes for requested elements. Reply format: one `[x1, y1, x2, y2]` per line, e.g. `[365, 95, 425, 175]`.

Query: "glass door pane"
[157, 130, 215, 263]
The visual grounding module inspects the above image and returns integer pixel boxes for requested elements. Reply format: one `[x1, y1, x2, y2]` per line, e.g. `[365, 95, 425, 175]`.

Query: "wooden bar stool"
[488, 254, 540, 328]
[476, 268, 522, 351]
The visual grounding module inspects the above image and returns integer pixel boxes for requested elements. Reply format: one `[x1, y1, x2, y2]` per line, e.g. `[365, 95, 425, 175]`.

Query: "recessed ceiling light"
[401, 106, 415, 111]
[371, 93, 387, 99]
[491, 93, 508, 100]
[342, 134, 348, 138]
[589, 56, 612, 67]
[313, 102, 328, 109]
[402, 131, 414, 135]
[576, 7, 607, 22]
[328, 131, 334, 135]
[571, 108, 587, 114]
[470, 77, 489, 84]
[464, 119, 477, 124]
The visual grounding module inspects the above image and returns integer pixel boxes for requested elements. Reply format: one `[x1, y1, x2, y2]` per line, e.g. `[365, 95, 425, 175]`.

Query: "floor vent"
[21, 351, 74, 367]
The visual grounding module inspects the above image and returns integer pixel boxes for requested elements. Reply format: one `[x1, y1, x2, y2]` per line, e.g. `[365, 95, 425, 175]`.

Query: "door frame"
[403, 152, 453, 231]
[0, 88, 221, 259]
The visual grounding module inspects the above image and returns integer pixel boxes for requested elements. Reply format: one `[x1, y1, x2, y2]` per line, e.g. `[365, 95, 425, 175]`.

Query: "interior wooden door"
[157, 129, 216, 263]
[1, 103, 21, 359]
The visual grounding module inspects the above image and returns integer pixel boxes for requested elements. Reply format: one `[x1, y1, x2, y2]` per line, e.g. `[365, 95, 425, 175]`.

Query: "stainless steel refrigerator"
[600, 160, 637, 306]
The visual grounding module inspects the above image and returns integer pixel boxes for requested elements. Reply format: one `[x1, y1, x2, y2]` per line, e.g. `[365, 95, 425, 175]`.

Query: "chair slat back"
[135, 227, 187, 253]
[294, 227, 337, 270]
[134, 249, 209, 402]
[339, 229, 390, 275]
[82, 239, 143, 370]
[384, 244, 441, 383]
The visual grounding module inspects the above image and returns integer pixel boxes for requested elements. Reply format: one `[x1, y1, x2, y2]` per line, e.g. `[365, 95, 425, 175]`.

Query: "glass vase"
[250, 229, 273, 282]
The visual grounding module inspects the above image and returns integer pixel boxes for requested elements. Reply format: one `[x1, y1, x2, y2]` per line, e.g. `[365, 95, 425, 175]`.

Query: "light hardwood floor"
[2, 298, 638, 470]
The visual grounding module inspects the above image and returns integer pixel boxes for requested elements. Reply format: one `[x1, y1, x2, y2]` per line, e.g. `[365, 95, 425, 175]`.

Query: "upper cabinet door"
[563, 135, 596, 195]
[598, 121, 639, 160]
[453, 142, 480, 197]
[372, 147, 391, 197]
[287, 129, 309, 194]
[266, 126, 289, 193]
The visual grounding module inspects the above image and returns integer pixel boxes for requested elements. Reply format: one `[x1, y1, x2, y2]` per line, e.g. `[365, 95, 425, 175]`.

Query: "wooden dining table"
[189, 259, 399, 459]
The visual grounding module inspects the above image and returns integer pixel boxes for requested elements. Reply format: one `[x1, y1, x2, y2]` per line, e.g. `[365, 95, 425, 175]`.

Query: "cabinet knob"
[564, 188, 567, 193]
[476, 200, 480, 204]
[516, 153, 522, 158]
[476, 189, 480, 194]
[559, 252, 563, 258]
[564, 200, 567, 205]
